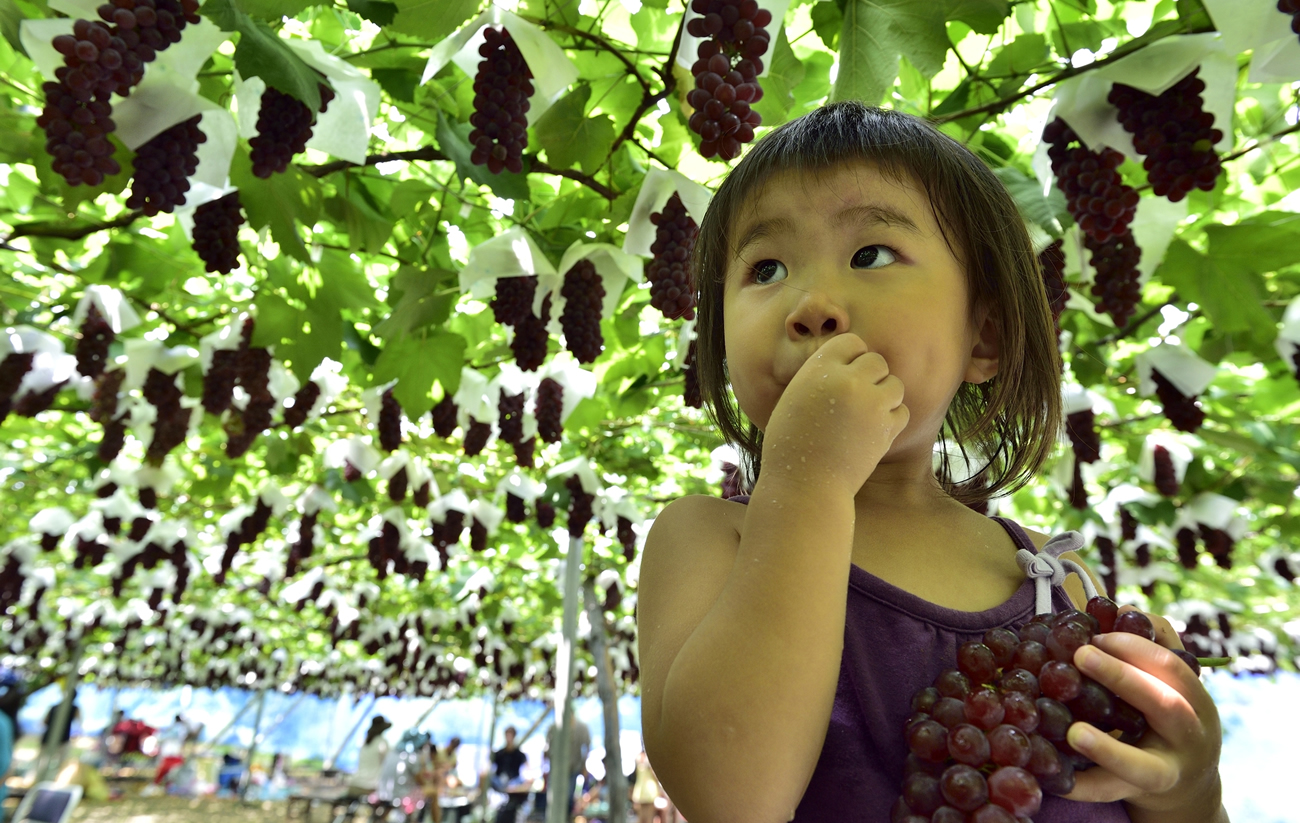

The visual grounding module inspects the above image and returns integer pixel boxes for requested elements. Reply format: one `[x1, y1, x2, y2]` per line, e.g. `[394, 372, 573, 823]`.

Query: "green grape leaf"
[751, 30, 805, 126]
[202, 0, 325, 110]
[434, 110, 532, 201]
[231, 148, 322, 263]
[373, 331, 467, 414]
[390, 0, 480, 41]
[833, 0, 947, 104]
[535, 83, 617, 176]
[346, 0, 398, 26]
[944, 0, 1010, 34]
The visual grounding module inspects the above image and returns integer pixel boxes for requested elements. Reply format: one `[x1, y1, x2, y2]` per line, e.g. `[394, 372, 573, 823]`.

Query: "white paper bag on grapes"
[534, 352, 597, 422]
[1135, 342, 1217, 399]
[547, 455, 604, 496]
[674, 0, 792, 80]
[538, 241, 645, 336]
[622, 167, 714, 257]
[497, 470, 547, 507]
[420, 6, 578, 125]
[1201, 0, 1300, 83]
[1187, 492, 1250, 540]
[1275, 294, 1300, 371]
[452, 365, 496, 429]
[324, 436, 381, 478]
[458, 225, 557, 301]
[432, 488, 474, 520]
[1046, 33, 1235, 165]
[72, 286, 141, 335]
[1137, 430, 1194, 487]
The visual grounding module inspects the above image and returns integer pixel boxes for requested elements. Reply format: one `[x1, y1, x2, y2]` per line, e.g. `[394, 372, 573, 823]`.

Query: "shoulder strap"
[993, 518, 1098, 616]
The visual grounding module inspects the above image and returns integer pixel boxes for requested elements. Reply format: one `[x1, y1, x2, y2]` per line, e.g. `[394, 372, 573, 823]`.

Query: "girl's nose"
[786, 289, 850, 341]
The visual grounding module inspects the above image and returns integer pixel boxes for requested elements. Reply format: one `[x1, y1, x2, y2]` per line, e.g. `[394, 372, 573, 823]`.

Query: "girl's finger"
[1073, 640, 1205, 747]
[1060, 764, 1141, 804]
[1064, 722, 1180, 797]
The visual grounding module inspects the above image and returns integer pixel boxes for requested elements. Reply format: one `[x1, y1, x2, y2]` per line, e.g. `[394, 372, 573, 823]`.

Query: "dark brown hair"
[693, 102, 1062, 505]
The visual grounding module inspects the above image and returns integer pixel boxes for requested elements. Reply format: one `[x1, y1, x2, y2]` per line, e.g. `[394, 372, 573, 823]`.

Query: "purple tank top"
[728, 497, 1132, 823]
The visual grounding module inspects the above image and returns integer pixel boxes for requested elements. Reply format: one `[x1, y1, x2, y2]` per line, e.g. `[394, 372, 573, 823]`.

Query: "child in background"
[637, 102, 1225, 822]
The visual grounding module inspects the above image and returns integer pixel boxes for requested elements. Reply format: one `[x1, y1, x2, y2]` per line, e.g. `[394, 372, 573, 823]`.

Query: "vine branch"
[2, 210, 145, 245]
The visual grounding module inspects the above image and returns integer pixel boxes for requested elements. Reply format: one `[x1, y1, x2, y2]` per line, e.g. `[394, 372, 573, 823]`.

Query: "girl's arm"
[638, 485, 856, 823]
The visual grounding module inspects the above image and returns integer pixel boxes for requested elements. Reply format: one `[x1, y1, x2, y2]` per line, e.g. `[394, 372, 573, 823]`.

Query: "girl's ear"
[965, 303, 1000, 385]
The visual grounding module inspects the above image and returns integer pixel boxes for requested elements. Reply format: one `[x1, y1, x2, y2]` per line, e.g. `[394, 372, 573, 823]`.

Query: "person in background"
[35, 700, 78, 782]
[631, 749, 660, 823]
[490, 726, 528, 823]
[349, 715, 392, 799]
[99, 709, 124, 771]
[415, 740, 446, 823]
[0, 669, 26, 823]
[573, 775, 610, 823]
[440, 736, 461, 789]
[153, 715, 189, 785]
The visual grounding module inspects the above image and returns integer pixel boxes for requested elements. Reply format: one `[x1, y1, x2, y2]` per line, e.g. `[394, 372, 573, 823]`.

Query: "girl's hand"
[761, 333, 909, 495]
[1062, 607, 1224, 820]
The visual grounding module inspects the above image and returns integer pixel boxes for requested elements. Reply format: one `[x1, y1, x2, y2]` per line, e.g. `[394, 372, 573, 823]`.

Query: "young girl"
[636, 102, 1226, 823]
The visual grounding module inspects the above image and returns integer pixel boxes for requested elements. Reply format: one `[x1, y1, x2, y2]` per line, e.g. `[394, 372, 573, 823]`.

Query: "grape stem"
[1197, 657, 1231, 667]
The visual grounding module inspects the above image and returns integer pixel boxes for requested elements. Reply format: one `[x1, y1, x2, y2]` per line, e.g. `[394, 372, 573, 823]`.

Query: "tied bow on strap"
[1014, 531, 1098, 615]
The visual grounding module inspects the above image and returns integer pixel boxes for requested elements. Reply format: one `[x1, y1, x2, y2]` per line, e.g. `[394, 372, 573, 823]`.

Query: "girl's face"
[722, 162, 999, 470]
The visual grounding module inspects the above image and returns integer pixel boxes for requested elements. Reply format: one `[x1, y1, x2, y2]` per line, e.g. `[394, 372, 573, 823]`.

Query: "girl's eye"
[751, 259, 788, 284]
[851, 245, 897, 270]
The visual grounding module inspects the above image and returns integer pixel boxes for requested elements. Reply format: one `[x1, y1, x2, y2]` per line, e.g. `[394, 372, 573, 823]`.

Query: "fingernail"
[1076, 645, 1101, 673]
[1070, 724, 1097, 749]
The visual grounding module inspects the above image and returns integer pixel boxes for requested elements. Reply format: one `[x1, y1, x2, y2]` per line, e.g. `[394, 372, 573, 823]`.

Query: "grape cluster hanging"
[684, 0, 770, 159]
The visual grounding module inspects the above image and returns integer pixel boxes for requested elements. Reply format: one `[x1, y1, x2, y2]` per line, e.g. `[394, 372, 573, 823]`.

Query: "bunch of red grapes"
[494, 276, 551, 371]
[1108, 69, 1222, 202]
[683, 340, 702, 408]
[1150, 367, 1205, 432]
[646, 193, 699, 320]
[126, 114, 204, 215]
[191, 192, 245, 274]
[560, 260, 605, 363]
[1281, 0, 1300, 37]
[1042, 118, 1143, 328]
[896, 597, 1201, 822]
[1037, 240, 1067, 344]
[0, 350, 36, 424]
[378, 388, 403, 452]
[566, 475, 595, 537]
[1152, 444, 1179, 497]
[430, 394, 458, 438]
[39, 0, 200, 186]
[142, 366, 189, 465]
[249, 84, 335, 178]
[1064, 408, 1100, 509]
[536, 377, 564, 443]
[75, 303, 115, 379]
[283, 380, 321, 429]
[469, 26, 533, 174]
[684, 0, 769, 159]
[284, 510, 318, 579]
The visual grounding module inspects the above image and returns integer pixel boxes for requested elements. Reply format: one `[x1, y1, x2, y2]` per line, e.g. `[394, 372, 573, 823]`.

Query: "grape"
[685, 0, 768, 159]
[931, 697, 966, 729]
[143, 366, 188, 465]
[97, 415, 128, 462]
[192, 191, 245, 274]
[997, 668, 1039, 698]
[1085, 229, 1142, 328]
[513, 435, 535, 469]
[957, 641, 998, 684]
[617, 515, 637, 560]
[511, 294, 551, 371]
[1000, 691, 1039, 734]
[126, 114, 204, 215]
[139, 486, 157, 509]
[1067, 679, 1115, 728]
[1065, 408, 1100, 464]
[566, 474, 594, 537]
[378, 387, 403, 452]
[907, 719, 949, 763]
[1046, 620, 1090, 663]
[983, 628, 1018, 668]
[1039, 238, 1068, 342]
[1134, 542, 1152, 570]
[901, 772, 943, 815]
[492, 275, 537, 326]
[964, 687, 1006, 730]
[1035, 697, 1071, 742]
[1113, 609, 1155, 641]
[1043, 117, 1139, 243]
[468, 26, 533, 175]
[285, 511, 317, 578]
[498, 390, 525, 445]
[463, 419, 491, 456]
[1086, 595, 1119, 634]
[939, 764, 988, 812]
[249, 84, 335, 178]
[283, 381, 321, 429]
[1150, 444, 1179, 497]
[987, 766, 1041, 817]
[1200, 525, 1234, 569]
[536, 376, 564, 443]
[560, 259, 605, 363]
[1109, 69, 1222, 203]
[1019, 615, 1052, 646]
[387, 465, 408, 502]
[1175, 525, 1199, 569]
[646, 193, 699, 320]
[13, 380, 65, 418]
[970, 804, 1017, 823]
[1038, 661, 1082, 702]
[75, 303, 115, 379]
[89, 367, 124, 425]
[930, 807, 965, 823]
[226, 341, 273, 458]
[1113, 697, 1148, 741]
[1151, 367, 1205, 432]
[506, 493, 527, 523]
[1172, 648, 1202, 677]
[535, 500, 555, 529]
[683, 340, 702, 408]
[935, 669, 972, 700]
[1096, 536, 1117, 600]
[987, 725, 1031, 768]
[202, 348, 240, 415]
[947, 723, 990, 766]
[470, 517, 487, 552]
[430, 394, 458, 438]
[0, 351, 35, 423]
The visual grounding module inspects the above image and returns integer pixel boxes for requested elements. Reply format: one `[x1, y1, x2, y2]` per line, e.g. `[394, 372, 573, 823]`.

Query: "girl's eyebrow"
[733, 202, 922, 257]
